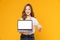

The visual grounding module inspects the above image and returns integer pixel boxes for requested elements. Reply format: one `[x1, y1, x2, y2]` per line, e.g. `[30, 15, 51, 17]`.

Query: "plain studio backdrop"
[0, 0, 60, 40]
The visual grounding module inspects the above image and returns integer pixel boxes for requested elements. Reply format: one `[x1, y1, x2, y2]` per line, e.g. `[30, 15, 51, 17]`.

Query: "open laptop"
[17, 20, 33, 32]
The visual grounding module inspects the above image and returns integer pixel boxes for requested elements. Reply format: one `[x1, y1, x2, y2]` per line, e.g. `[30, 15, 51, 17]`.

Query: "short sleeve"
[34, 18, 42, 29]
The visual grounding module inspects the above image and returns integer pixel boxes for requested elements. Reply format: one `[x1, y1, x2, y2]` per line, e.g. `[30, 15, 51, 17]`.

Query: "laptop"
[17, 20, 33, 32]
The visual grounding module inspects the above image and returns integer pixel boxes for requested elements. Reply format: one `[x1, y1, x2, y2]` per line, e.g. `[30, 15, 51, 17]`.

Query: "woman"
[20, 4, 42, 40]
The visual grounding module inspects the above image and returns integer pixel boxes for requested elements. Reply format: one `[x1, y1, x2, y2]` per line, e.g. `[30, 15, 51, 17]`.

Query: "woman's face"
[25, 6, 31, 16]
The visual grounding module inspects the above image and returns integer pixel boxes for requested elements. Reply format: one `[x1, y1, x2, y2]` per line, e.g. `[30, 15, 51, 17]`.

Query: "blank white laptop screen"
[17, 20, 33, 32]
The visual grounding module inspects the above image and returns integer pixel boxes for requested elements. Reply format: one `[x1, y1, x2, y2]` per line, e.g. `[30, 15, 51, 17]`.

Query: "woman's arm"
[37, 24, 42, 32]
[34, 18, 42, 32]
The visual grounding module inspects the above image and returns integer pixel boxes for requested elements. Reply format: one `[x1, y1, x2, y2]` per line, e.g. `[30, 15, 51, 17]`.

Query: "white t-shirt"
[20, 17, 42, 35]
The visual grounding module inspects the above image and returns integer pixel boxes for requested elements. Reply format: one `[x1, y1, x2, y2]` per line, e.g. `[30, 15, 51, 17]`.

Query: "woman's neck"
[26, 15, 31, 20]
[27, 15, 31, 18]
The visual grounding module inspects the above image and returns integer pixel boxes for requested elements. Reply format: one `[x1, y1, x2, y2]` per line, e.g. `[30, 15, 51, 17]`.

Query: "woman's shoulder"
[19, 18, 23, 20]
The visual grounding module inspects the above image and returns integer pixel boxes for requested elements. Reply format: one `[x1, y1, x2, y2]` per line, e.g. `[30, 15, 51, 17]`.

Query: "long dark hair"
[22, 4, 34, 20]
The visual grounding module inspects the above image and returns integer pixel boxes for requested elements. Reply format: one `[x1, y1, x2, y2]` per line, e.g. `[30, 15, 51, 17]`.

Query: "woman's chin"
[27, 14, 30, 16]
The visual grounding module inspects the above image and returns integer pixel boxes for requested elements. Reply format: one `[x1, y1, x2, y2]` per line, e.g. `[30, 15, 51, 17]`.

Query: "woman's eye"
[25, 9, 31, 10]
[25, 9, 27, 10]
[29, 9, 30, 10]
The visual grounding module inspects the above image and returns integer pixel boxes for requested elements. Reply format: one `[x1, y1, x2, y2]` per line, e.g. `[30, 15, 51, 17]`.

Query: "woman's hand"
[39, 27, 42, 32]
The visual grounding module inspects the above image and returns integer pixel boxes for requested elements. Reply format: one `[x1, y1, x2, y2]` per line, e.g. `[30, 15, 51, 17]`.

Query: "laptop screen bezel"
[17, 20, 33, 32]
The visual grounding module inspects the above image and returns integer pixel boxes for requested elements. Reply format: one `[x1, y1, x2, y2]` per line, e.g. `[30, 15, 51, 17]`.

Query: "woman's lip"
[27, 12, 29, 13]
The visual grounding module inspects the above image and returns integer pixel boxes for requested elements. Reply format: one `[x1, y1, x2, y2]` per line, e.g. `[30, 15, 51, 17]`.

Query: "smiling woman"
[19, 4, 42, 40]
[22, 4, 34, 20]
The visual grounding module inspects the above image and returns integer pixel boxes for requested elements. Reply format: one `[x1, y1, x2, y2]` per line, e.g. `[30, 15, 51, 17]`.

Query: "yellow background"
[0, 0, 60, 40]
